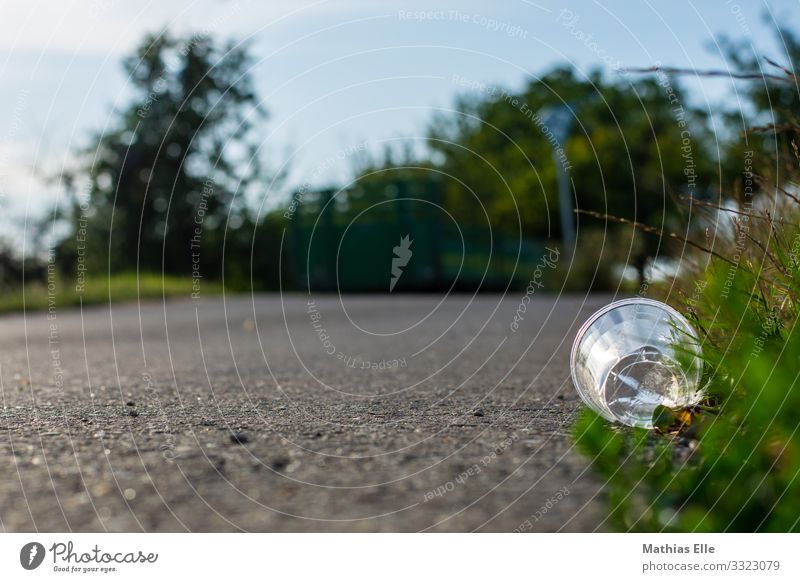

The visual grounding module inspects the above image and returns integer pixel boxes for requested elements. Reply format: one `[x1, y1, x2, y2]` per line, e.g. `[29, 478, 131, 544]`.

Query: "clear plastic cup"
[570, 298, 703, 428]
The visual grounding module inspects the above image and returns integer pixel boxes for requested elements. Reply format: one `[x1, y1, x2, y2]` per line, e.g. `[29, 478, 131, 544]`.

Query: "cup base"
[602, 346, 689, 428]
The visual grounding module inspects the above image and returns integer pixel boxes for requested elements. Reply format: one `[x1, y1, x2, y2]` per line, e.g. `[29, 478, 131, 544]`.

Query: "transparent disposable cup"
[570, 298, 703, 428]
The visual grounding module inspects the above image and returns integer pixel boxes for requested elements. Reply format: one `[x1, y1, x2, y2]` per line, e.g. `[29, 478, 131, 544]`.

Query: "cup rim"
[569, 297, 699, 420]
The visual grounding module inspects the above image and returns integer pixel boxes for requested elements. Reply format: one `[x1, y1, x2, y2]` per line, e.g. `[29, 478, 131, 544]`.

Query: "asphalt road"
[0, 293, 612, 532]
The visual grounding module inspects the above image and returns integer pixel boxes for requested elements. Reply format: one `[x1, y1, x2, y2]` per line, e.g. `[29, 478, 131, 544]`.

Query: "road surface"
[0, 293, 611, 531]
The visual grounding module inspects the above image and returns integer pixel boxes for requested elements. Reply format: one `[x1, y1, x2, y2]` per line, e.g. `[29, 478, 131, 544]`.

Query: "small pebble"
[230, 432, 249, 445]
[271, 457, 289, 471]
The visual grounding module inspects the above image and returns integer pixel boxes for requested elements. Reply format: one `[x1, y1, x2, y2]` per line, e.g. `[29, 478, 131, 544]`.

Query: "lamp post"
[538, 105, 575, 248]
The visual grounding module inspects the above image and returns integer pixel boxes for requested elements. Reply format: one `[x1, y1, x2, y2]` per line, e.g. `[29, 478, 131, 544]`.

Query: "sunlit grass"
[573, 175, 800, 532]
[0, 273, 222, 314]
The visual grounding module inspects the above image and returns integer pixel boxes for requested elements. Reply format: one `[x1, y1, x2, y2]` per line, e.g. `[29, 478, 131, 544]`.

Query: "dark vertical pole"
[322, 188, 336, 290]
[431, 177, 444, 289]
[554, 152, 575, 248]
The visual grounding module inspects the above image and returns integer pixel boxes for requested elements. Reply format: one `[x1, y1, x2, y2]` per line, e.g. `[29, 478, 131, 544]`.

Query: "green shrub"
[574, 193, 800, 530]
[548, 227, 644, 292]
[573, 65, 800, 531]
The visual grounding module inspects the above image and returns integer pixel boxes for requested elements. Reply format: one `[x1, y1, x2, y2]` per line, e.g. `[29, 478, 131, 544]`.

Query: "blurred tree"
[58, 31, 272, 284]
[436, 67, 714, 277]
[717, 25, 800, 193]
[354, 66, 716, 284]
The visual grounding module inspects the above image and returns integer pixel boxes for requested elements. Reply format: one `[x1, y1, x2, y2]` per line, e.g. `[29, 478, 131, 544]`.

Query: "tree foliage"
[59, 31, 274, 285]
[353, 66, 717, 284]
[573, 28, 800, 532]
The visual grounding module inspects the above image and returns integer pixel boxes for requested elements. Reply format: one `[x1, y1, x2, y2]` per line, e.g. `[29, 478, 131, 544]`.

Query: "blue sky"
[0, 0, 797, 248]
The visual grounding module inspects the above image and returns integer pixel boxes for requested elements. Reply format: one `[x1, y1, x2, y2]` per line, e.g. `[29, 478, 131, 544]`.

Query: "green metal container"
[289, 184, 545, 292]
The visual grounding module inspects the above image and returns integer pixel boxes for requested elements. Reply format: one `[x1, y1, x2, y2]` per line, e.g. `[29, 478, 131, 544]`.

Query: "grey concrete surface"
[0, 293, 611, 531]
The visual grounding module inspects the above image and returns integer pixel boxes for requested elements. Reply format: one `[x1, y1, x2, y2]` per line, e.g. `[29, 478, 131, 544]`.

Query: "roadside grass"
[0, 273, 222, 314]
[572, 69, 800, 531]
[574, 192, 800, 531]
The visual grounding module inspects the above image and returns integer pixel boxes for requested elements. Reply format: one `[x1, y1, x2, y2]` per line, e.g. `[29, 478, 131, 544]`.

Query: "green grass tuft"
[0, 273, 222, 315]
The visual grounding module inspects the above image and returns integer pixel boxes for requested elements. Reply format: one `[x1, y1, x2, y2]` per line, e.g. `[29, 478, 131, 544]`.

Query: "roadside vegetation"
[0, 273, 220, 315]
[573, 31, 800, 532]
[1, 26, 720, 301]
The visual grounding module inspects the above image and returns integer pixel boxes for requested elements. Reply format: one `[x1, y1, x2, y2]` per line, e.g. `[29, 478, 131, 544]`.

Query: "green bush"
[546, 227, 644, 292]
[573, 62, 800, 531]
[574, 240, 800, 530]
